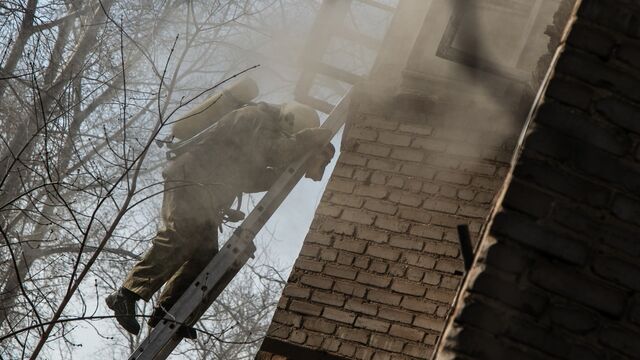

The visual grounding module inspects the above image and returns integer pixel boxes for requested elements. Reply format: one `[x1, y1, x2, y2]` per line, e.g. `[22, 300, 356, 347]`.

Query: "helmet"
[280, 102, 320, 134]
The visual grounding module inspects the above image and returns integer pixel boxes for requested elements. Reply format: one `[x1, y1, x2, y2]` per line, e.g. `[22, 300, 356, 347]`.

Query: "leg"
[121, 229, 190, 301]
[156, 224, 218, 310]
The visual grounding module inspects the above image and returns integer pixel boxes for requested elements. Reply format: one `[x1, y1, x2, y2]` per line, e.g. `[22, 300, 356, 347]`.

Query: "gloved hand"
[295, 128, 332, 148]
[305, 143, 336, 181]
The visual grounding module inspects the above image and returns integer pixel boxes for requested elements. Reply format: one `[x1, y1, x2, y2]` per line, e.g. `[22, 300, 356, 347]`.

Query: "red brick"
[321, 338, 341, 352]
[458, 205, 488, 218]
[399, 208, 432, 224]
[389, 190, 423, 207]
[341, 152, 368, 166]
[375, 216, 410, 233]
[440, 275, 461, 290]
[423, 272, 441, 285]
[422, 182, 440, 194]
[391, 148, 424, 162]
[337, 251, 355, 265]
[460, 161, 497, 176]
[436, 171, 472, 185]
[353, 169, 371, 181]
[348, 128, 378, 141]
[364, 199, 398, 215]
[306, 232, 333, 246]
[303, 317, 336, 334]
[357, 272, 392, 288]
[369, 261, 389, 274]
[388, 176, 405, 188]
[370, 334, 405, 352]
[330, 193, 364, 208]
[357, 226, 389, 243]
[337, 326, 370, 344]
[341, 208, 376, 225]
[354, 256, 371, 269]
[409, 224, 443, 240]
[368, 289, 402, 306]
[334, 280, 367, 297]
[458, 189, 476, 200]
[472, 176, 502, 190]
[423, 241, 459, 257]
[267, 323, 291, 339]
[311, 290, 346, 307]
[389, 234, 423, 250]
[323, 307, 357, 324]
[301, 274, 333, 290]
[379, 131, 411, 146]
[366, 244, 401, 261]
[399, 123, 433, 135]
[295, 258, 323, 272]
[334, 238, 367, 253]
[404, 343, 433, 359]
[447, 143, 478, 157]
[339, 343, 357, 358]
[389, 324, 425, 342]
[300, 244, 321, 257]
[355, 347, 376, 360]
[402, 252, 437, 269]
[400, 297, 438, 313]
[289, 300, 323, 316]
[361, 116, 398, 130]
[328, 178, 357, 193]
[305, 334, 324, 347]
[284, 285, 311, 299]
[333, 164, 355, 178]
[391, 279, 426, 296]
[412, 138, 447, 152]
[424, 288, 456, 303]
[345, 298, 379, 316]
[406, 267, 426, 282]
[320, 219, 356, 236]
[320, 248, 338, 261]
[422, 199, 459, 214]
[358, 143, 392, 157]
[355, 185, 389, 199]
[367, 158, 401, 171]
[355, 316, 391, 332]
[273, 311, 302, 327]
[324, 263, 358, 280]
[400, 163, 437, 179]
[435, 259, 464, 274]
[378, 307, 414, 324]
[413, 316, 445, 332]
[317, 204, 342, 217]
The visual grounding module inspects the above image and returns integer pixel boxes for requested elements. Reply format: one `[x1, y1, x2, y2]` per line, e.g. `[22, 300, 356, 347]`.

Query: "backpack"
[163, 77, 259, 160]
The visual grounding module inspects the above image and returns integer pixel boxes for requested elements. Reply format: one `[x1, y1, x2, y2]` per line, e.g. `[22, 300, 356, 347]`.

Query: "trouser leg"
[156, 229, 218, 310]
[122, 229, 188, 301]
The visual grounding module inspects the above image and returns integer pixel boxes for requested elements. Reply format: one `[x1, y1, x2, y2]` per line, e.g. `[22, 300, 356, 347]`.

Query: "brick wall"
[435, 0, 640, 359]
[256, 87, 522, 360]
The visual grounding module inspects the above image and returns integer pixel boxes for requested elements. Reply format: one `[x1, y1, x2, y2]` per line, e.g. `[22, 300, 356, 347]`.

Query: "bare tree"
[0, 1, 320, 358]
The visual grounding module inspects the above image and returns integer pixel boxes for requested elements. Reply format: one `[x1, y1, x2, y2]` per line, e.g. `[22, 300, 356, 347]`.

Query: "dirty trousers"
[122, 180, 220, 309]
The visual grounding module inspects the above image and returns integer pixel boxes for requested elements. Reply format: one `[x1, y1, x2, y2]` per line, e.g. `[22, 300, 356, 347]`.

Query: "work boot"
[106, 288, 140, 335]
[177, 325, 198, 340]
[147, 306, 166, 328]
[148, 306, 197, 339]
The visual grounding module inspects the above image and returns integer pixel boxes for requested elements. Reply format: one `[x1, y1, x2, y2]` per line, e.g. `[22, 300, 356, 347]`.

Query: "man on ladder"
[105, 77, 335, 338]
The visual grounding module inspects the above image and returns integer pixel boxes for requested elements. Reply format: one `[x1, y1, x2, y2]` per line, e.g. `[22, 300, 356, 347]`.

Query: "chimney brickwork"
[435, 0, 640, 359]
[257, 89, 520, 360]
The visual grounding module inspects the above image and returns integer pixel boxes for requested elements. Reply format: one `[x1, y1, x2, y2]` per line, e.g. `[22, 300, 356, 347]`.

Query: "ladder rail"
[128, 92, 351, 360]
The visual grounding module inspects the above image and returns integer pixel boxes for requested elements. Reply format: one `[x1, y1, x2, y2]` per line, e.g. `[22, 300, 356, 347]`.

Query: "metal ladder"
[127, 93, 351, 360]
[128, 1, 401, 357]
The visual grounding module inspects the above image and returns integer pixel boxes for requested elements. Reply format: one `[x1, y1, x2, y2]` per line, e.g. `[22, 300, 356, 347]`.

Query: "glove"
[305, 143, 336, 181]
[295, 128, 332, 148]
